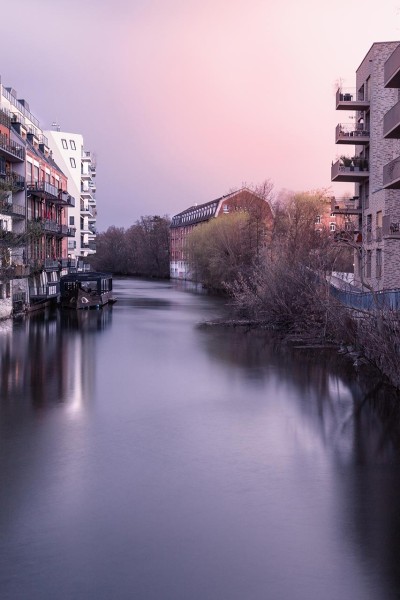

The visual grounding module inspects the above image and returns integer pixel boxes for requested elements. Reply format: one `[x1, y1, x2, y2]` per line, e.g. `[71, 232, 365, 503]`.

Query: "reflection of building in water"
[0, 307, 112, 417]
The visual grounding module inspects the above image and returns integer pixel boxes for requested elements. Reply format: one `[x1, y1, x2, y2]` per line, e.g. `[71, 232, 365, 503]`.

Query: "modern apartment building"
[0, 78, 96, 316]
[170, 188, 274, 279]
[45, 130, 97, 260]
[331, 41, 400, 290]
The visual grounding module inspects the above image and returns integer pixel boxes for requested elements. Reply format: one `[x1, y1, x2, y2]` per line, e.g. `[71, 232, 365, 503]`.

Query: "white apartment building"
[45, 130, 97, 260]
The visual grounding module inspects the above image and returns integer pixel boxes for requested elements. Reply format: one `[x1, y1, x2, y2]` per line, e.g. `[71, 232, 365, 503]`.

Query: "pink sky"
[0, 0, 400, 229]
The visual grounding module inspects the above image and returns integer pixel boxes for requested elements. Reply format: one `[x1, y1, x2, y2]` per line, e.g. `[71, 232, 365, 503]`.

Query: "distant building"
[331, 41, 400, 290]
[170, 187, 274, 279]
[45, 130, 97, 260]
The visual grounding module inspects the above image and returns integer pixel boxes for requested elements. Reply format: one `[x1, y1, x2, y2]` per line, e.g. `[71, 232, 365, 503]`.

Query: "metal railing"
[330, 285, 400, 310]
[336, 87, 368, 103]
[336, 123, 369, 139]
[2, 87, 40, 127]
[29, 283, 60, 298]
[0, 172, 25, 191]
[27, 181, 59, 199]
[383, 100, 400, 137]
[0, 135, 25, 160]
[383, 156, 400, 188]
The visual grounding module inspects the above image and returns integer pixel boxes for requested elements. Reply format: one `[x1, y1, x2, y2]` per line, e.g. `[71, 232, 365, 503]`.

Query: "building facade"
[45, 130, 97, 260]
[331, 41, 400, 290]
[170, 188, 274, 279]
[0, 77, 95, 317]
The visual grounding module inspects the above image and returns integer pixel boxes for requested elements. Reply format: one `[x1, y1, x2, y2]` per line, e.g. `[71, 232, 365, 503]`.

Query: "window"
[61, 139, 68, 149]
[69, 216, 75, 225]
[366, 250, 372, 278]
[376, 249, 382, 278]
[315, 215, 321, 224]
[330, 223, 336, 232]
[70, 140, 76, 150]
[70, 157, 76, 168]
[376, 211, 382, 241]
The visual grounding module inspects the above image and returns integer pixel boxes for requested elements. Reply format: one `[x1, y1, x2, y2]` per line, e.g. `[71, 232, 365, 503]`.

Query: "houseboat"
[60, 272, 115, 309]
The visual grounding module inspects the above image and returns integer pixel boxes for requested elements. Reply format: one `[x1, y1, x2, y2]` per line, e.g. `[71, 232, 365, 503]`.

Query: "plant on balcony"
[339, 155, 352, 167]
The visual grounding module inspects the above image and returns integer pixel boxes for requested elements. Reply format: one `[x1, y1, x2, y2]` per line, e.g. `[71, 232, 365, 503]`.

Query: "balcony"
[0, 172, 25, 192]
[383, 156, 400, 188]
[331, 157, 369, 182]
[384, 43, 400, 87]
[0, 135, 25, 162]
[335, 88, 370, 111]
[43, 258, 59, 270]
[81, 169, 91, 180]
[383, 217, 400, 238]
[0, 230, 22, 246]
[335, 123, 370, 145]
[0, 201, 26, 219]
[27, 181, 60, 201]
[59, 190, 76, 207]
[383, 100, 400, 138]
[0, 108, 11, 129]
[29, 282, 60, 299]
[331, 197, 362, 215]
[67, 226, 76, 237]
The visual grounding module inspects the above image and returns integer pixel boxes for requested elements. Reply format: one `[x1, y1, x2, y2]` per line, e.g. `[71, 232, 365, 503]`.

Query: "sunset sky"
[1, 0, 400, 230]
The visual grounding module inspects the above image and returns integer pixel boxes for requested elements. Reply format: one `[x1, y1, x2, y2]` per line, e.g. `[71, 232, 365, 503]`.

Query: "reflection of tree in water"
[200, 326, 400, 599]
[199, 327, 400, 463]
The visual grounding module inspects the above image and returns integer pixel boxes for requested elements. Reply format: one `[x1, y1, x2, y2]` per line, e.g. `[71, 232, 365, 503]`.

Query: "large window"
[61, 139, 68, 149]
[70, 140, 76, 150]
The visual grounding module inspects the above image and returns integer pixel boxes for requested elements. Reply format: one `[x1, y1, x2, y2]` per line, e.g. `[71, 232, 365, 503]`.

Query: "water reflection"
[1, 280, 400, 600]
[0, 306, 113, 417]
[199, 327, 400, 466]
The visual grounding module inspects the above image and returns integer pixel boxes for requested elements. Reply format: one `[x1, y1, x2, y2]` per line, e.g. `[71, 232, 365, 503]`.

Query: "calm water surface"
[1, 278, 400, 599]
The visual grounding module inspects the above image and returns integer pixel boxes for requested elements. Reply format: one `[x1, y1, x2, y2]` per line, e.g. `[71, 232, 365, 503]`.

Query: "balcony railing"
[383, 156, 400, 188]
[29, 282, 60, 299]
[382, 216, 400, 238]
[0, 230, 21, 246]
[331, 197, 362, 215]
[0, 172, 25, 191]
[0, 135, 25, 162]
[2, 87, 40, 127]
[59, 190, 75, 207]
[0, 201, 26, 218]
[27, 181, 59, 200]
[384, 43, 400, 88]
[331, 157, 369, 182]
[335, 88, 370, 111]
[335, 123, 370, 144]
[383, 100, 400, 138]
[0, 108, 11, 129]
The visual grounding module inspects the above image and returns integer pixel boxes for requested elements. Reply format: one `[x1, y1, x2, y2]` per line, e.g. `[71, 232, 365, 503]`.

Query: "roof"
[61, 272, 112, 282]
[170, 188, 259, 228]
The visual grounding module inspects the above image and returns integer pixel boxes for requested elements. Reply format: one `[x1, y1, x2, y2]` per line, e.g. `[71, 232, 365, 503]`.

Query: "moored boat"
[60, 272, 115, 309]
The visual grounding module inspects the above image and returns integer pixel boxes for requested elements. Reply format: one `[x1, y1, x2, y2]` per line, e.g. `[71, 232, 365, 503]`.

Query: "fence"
[330, 285, 400, 310]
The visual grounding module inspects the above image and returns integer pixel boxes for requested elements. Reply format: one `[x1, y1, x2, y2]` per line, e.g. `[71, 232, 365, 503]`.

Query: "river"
[1, 278, 400, 600]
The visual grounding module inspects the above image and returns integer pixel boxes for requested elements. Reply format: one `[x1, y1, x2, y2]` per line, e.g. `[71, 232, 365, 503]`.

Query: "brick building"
[331, 41, 400, 290]
[170, 188, 274, 280]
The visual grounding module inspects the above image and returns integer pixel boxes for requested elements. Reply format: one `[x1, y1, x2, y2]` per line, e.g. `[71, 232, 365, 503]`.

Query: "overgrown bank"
[185, 188, 400, 391]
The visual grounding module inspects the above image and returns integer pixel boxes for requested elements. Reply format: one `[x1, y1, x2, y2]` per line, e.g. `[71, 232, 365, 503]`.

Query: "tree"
[91, 216, 170, 278]
[186, 212, 257, 290]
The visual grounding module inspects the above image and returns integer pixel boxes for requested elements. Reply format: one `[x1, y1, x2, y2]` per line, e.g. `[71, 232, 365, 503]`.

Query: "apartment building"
[170, 188, 274, 279]
[331, 41, 400, 290]
[0, 79, 80, 314]
[45, 130, 97, 260]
